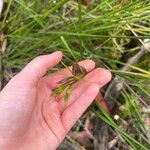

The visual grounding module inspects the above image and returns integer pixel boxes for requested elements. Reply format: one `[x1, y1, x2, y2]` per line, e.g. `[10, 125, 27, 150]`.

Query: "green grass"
[1, 0, 150, 149]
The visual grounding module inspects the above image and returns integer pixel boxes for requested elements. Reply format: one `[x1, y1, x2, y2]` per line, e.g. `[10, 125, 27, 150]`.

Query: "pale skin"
[0, 51, 111, 150]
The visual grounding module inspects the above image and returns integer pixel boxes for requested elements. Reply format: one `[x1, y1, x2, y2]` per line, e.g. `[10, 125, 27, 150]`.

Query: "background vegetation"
[0, 0, 150, 149]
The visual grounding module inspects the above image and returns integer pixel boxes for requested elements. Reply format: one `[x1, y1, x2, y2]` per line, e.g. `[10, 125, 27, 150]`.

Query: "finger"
[58, 68, 111, 108]
[61, 84, 100, 132]
[42, 59, 95, 89]
[13, 51, 63, 85]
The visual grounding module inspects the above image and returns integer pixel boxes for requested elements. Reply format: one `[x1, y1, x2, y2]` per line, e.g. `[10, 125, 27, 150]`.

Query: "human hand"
[0, 51, 111, 150]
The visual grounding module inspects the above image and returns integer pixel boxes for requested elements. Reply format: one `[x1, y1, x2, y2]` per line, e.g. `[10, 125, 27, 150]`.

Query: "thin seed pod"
[52, 63, 87, 105]
[64, 85, 72, 106]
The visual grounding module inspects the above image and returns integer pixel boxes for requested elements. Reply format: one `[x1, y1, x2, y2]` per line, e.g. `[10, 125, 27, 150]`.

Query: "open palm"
[0, 51, 111, 150]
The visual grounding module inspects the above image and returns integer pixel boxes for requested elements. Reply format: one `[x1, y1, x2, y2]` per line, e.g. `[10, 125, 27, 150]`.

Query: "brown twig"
[0, 34, 7, 90]
[104, 40, 150, 110]
[93, 40, 150, 150]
